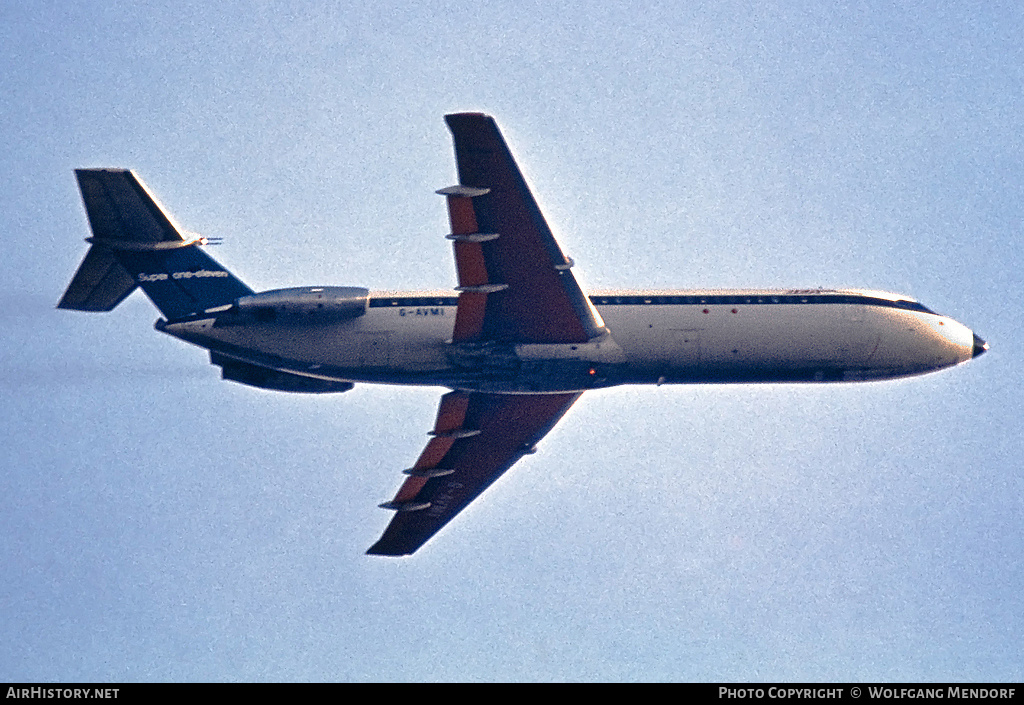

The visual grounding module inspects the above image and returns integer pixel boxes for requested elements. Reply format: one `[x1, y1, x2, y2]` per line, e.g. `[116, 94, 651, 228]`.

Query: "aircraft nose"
[972, 333, 989, 358]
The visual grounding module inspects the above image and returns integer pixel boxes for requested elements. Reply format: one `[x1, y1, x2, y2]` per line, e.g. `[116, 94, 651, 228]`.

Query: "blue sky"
[2, 0, 1021, 681]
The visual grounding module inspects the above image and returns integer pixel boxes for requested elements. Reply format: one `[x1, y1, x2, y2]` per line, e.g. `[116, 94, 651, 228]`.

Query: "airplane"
[58, 112, 988, 556]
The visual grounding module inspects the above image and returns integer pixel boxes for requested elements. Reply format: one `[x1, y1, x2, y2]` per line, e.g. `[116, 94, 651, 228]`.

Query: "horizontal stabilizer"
[57, 244, 138, 311]
[74, 168, 186, 245]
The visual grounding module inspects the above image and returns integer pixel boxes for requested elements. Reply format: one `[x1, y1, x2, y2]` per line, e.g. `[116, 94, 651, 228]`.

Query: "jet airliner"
[58, 113, 987, 555]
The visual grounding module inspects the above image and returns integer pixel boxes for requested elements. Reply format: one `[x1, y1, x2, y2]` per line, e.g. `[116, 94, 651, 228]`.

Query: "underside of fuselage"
[156, 288, 981, 394]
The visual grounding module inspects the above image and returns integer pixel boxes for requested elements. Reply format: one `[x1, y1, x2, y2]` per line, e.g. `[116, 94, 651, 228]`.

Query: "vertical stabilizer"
[58, 169, 253, 319]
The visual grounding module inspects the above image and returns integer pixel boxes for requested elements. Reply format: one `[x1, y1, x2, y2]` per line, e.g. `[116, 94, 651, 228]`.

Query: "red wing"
[367, 391, 581, 556]
[439, 113, 605, 344]
[367, 116, 600, 556]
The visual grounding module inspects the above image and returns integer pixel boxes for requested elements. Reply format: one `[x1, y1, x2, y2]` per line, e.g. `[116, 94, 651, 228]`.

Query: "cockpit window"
[892, 299, 937, 315]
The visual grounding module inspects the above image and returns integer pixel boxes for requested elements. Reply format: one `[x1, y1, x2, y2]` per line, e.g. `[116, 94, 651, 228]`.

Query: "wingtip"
[444, 112, 495, 129]
[75, 167, 132, 175]
[365, 546, 411, 558]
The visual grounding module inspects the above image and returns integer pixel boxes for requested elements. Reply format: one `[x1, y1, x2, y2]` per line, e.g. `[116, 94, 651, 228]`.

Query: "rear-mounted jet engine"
[232, 286, 369, 323]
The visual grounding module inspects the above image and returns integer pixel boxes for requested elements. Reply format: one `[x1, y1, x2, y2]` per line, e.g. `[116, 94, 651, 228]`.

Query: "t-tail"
[58, 169, 252, 320]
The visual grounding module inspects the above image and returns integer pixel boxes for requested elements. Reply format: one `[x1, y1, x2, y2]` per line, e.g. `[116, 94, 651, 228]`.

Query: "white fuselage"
[159, 288, 979, 394]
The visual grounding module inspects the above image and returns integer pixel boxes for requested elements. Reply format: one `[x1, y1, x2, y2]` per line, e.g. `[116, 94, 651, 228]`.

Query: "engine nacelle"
[234, 286, 369, 323]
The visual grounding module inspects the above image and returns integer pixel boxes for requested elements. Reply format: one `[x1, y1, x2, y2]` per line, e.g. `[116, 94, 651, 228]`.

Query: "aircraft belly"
[598, 303, 886, 383]
[363, 307, 472, 379]
[159, 301, 973, 390]
[161, 308, 457, 384]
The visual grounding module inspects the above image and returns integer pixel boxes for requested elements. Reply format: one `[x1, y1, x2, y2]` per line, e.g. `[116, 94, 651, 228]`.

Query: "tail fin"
[58, 169, 253, 320]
